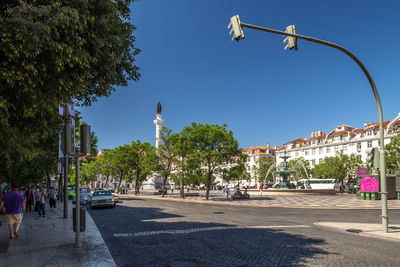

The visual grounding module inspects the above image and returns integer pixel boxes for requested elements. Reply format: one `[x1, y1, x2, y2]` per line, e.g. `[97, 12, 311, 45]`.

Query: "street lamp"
[228, 14, 389, 233]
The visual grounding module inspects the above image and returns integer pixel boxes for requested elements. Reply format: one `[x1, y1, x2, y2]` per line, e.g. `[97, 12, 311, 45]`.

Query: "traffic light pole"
[240, 22, 388, 233]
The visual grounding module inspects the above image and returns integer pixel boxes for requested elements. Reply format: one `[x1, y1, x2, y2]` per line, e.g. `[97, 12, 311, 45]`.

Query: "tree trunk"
[180, 158, 185, 199]
[58, 172, 63, 200]
[104, 175, 110, 189]
[117, 171, 123, 193]
[134, 177, 140, 195]
[161, 175, 168, 197]
[205, 173, 211, 200]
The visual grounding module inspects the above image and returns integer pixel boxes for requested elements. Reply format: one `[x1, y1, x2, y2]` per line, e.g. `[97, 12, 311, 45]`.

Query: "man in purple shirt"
[0, 185, 25, 239]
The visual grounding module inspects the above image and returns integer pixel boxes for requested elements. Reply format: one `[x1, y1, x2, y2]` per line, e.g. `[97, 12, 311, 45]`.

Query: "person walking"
[225, 186, 230, 199]
[25, 187, 34, 212]
[171, 184, 175, 195]
[0, 184, 25, 239]
[259, 184, 264, 196]
[49, 187, 57, 211]
[35, 186, 47, 217]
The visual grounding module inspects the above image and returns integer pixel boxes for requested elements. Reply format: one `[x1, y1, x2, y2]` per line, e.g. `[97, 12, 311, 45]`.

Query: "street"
[89, 198, 400, 266]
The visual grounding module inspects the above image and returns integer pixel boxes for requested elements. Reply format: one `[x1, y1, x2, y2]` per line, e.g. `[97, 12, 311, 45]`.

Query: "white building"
[241, 145, 278, 186]
[276, 113, 400, 168]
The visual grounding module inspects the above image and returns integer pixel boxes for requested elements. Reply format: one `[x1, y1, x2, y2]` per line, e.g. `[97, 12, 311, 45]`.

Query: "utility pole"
[228, 15, 388, 232]
[63, 104, 69, 219]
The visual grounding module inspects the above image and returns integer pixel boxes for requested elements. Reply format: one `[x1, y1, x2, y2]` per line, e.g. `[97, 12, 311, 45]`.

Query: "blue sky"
[80, 0, 400, 150]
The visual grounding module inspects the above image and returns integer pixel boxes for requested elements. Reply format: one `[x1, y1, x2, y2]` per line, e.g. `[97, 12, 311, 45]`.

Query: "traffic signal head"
[80, 124, 91, 154]
[228, 15, 245, 42]
[283, 25, 298, 50]
[366, 147, 380, 168]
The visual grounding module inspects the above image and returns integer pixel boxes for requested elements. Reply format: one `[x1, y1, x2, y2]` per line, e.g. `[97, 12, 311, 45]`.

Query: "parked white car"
[89, 190, 116, 209]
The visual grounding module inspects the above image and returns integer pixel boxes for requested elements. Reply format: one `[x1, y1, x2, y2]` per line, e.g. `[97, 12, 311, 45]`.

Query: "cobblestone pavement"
[89, 198, 400, 267]
[125, 190, 400, 209]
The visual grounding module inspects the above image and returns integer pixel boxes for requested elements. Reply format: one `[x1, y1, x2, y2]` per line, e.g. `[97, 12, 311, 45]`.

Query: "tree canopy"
[0, 0, 140, 184]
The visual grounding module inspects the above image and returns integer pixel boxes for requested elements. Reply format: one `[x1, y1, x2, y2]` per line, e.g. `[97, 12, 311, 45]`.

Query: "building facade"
[242, 145, 278, 186]
[276, 113, 400, 168]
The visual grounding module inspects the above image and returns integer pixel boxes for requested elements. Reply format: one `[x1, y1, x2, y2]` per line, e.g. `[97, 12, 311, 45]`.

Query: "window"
[295, 151, 299, 157]
[312, 139, 316, 145]
[326, 147, 330, 153]
[357, 143, 361, 152]
[360, 133, 365, 138]
[367, 141, 372, 148]
[319, 158, 324, 164]
[367, 131, 372, 136]
[319, 148, 323, 154]
[343, 145, 347, 152]
[305, 150, 309, 156]
[334, 146, 338, 152]
[312, 149, 316, 155]
[311, 159, 316, 166]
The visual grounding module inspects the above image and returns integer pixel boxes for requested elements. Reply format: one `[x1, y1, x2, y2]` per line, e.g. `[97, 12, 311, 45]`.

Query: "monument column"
[153, 102, 164, 148]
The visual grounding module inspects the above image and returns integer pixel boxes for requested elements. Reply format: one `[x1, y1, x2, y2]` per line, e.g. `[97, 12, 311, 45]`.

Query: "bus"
[297, 179, 336, 190]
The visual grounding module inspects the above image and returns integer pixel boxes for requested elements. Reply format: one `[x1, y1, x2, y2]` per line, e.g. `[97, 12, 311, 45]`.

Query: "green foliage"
[312, 152, 363, 184]
[385, 135, 400, 173]
[287, 157, 310, 179]
[182, 122, 241, 200]
[0, 0, 139, 184]
[126, 141, 158, 195]
[253, 156, 275, 183]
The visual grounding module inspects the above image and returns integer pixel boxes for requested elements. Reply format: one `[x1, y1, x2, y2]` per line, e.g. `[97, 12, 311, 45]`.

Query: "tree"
[110, 145, 130, 193]
[173, 127, 194, 198]
[385, 135, 400, 173]
[1, 0, 140, 184]
[97, 151, 115, 188]
[253, 156, 275, 184]
[185, 123, 241, 200]
[313, 152, 363, 186]
[127, 141, 158, 195]
[157, 127, 179, 197]
[287, 157, 310, 179]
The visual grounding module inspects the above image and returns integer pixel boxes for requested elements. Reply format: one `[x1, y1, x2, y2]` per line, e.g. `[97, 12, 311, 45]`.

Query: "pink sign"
[357, 168, 368, 176]
[360, 177, 379, 192]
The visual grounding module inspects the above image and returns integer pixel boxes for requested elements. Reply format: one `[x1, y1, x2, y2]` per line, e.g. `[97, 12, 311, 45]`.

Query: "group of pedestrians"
[1, 184, 58, 239]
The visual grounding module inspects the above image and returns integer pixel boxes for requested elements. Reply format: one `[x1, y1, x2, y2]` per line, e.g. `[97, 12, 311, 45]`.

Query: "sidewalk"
[123, 190, 400, 210]
[314, 222, 400, 242]
[0, 200, 116, 267]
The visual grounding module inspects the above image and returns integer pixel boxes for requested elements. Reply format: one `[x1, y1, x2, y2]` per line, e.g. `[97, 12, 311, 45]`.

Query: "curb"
[119, 194, 400, 210]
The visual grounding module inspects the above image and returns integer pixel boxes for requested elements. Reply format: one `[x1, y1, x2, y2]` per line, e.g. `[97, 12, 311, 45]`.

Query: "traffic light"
[366, 147, 380, 168]
[228, 15, 245, 41]
[80, 124, 91, 154]
[62, 123, 74, 155]
[283, 25, 298, 50]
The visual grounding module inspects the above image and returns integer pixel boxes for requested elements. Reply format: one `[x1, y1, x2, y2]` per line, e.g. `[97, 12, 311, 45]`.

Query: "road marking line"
[113, 225, 310, 238]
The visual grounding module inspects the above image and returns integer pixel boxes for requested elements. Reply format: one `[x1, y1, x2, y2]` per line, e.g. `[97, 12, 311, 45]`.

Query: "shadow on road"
[89, 204, 330, 266]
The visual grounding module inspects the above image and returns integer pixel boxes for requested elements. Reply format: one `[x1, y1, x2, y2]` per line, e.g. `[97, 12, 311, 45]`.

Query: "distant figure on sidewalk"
[0, 184, 25, 239]
[49, 187, 57, 211]
[171, 184, 175, 194]
[259, 184, 263, 196]
[25, 187, 34, 212]
[35, 186, 47, 217]
[225, 187, 230, 199]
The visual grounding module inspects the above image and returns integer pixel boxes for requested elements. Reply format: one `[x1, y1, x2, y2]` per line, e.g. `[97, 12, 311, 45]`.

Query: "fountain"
[273, 151, 297, 189]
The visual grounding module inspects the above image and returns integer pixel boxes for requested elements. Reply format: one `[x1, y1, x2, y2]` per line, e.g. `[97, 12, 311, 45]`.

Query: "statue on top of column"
[157, 102, 162, 115]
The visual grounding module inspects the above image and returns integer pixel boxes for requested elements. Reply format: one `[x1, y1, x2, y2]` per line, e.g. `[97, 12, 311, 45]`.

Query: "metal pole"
[240, 22, 388, 232]
[75, 155, 81, 248]
[63, 127, 68, 219]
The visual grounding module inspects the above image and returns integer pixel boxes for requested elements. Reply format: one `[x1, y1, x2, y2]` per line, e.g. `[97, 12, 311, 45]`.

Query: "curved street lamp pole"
[238, 21, 388, 233]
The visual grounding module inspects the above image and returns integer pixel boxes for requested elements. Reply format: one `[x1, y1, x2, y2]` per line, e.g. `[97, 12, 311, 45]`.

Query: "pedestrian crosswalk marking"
[113, 225, 310, 238]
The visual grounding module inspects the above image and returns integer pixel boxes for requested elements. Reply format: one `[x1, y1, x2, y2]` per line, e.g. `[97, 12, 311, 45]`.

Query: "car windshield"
[81, 188, 90, 193]
[93, 191, 111, 197]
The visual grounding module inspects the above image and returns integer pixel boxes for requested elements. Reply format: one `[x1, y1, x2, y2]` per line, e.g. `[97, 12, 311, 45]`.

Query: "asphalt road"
[88, 198, 400, 267]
